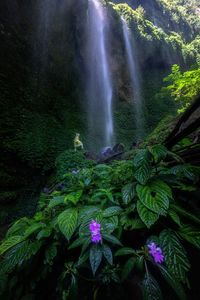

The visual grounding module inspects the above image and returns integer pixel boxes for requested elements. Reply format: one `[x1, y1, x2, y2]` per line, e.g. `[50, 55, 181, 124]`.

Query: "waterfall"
[87, 0, 114, 149]
[121, 18, 144, 141]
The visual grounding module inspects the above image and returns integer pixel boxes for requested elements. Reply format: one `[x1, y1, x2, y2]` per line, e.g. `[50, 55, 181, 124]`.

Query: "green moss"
[55, 150, 96, 181]
[142, 114, 176, 146]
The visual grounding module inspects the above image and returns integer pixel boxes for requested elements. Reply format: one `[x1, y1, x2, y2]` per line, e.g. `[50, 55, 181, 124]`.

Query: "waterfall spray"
[121, 17, 144, 141]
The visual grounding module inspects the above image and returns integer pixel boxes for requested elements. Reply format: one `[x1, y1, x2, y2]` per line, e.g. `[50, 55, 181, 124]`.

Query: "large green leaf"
[168, 209, 181, 226]
[134, 163, 151, 185]
[142, 273, 163, 300]
[133, 149, 151, 167]
[0, 236, 24, 255]
[169, 165, 199, 181]
[137, 200, 159, 228]
[135, 256, 144, 271]
[24, 222, 45, 238]
[121, 257, 136, 281]
[157, 264, 186, 300]
[6, 217, 30, 237]
[177, 225, 200, 249]
[102, 244, 113, 265]
[58, 208, 78, 240]
[159, 230, 190, 282]
[64, 190, 83, 204]
[101, 216, 118, 234]
[120, 213, 145, 230]
[77, 251, 89, 267]
[89, 245, 102, 275]
[103, 206, 122, 218]
[115, 247, 135, 256]
[103, 234, 122, 246]
[148, 144, 167, 163]
[37, 227, 52, 240]
[136, 180, 171, 215]
[170, 204, 200, 225]
[122, 183, 135, 205]
[68, 237, 88, 250]
[133, 150, 152, 184]
[78, 206, 101, 225]
[48, 196, 65, 208]
[0, 240, 41, 273]
[92, 188, 114, 202]
[80, 238, 91, 255]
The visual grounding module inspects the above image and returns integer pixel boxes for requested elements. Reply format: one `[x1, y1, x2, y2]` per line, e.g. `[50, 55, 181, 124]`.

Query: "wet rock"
[101, 147, 114, 157]
[112, 143, 125, 153]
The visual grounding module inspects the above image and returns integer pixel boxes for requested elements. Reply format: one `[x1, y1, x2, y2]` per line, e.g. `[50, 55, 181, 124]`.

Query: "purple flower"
[71, 169, 80, 175]
[89, 220, 102, 244]
[148, 242, 164, 264]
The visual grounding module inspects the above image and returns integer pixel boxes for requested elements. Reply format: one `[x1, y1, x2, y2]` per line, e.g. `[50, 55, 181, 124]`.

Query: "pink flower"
[89, 220, 102, 244]
[148, 242, 164, 264]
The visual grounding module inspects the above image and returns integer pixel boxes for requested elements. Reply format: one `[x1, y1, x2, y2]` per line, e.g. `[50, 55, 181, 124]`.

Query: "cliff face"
[0, 0, 199, 206]
[112, 0, 200, 41]
[0, 0, 87, 208]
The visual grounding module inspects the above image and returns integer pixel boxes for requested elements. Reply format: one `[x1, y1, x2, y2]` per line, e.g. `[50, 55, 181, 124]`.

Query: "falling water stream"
[121, 18, 144, 141]
[87, 0, 114, 149]
[36, 0, 146, 148]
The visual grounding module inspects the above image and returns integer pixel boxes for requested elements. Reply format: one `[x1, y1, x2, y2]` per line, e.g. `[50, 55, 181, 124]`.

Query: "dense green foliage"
[161, 65, 200, 113]
[55, 150, 95, 180]
[141, 115, 176, 146]
[113, 0, 200, 40]
[157, 0, 200, 34]
[0, 147, 199, 299]
[111, 1, 200, 63]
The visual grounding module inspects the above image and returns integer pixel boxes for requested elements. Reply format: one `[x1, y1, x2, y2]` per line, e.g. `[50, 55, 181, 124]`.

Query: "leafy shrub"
[141, 115, 176, 146]
[55, 150, 95, 181]
[110, 2, 199, 63]
[0, 145, 200, 299]
[161, 65, 200, 113]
